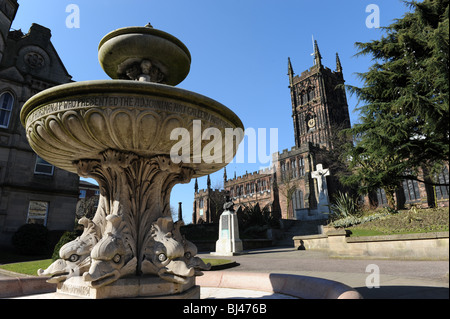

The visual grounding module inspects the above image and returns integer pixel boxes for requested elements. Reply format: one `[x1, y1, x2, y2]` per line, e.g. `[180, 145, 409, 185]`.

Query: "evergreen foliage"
[329, 191, 361, 220]
[51, 231, 80, 261]
[343, 0, 449, 207]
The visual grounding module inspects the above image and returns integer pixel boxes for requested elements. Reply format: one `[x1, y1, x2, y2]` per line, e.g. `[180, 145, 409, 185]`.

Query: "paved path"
[199, 246, 449, 299]
[1, 246, 448, 299]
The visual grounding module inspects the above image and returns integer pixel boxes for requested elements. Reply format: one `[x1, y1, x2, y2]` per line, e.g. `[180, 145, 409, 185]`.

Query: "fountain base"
[56, 275, 199, 299]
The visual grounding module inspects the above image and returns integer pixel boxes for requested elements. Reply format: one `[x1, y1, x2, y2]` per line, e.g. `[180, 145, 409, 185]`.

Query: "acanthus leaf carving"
[38, 149, 199, 287]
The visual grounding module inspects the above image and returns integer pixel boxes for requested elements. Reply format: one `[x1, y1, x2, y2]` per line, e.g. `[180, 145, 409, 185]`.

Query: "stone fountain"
[20, 24, 244, 299]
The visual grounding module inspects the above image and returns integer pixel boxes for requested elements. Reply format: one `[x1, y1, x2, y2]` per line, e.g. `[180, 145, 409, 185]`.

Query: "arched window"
[402, 179, 421, 203]
[292, 190, 304, 210]
[301, 91, 308, 105]
[435, 166, 449, 200]
[291, 159, 297, 178]
[298, 157, 305, 176]
[308, 88, 316, 101]
[0, 92, 14, 128]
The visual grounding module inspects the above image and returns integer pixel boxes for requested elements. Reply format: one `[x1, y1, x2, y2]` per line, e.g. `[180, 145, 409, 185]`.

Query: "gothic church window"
[292, 190, 304, 210]
[308, 89, 315, 101]
[298, 157, 305, 176]
[402, 179, 421, 203]
[300, 88, 316, 105]
[291, 159, 297, 178]
[301, 91, 308, 105]
[376, 189, 388, 207]
[435, 166, 449, 200]
[0, 92, 14, 128]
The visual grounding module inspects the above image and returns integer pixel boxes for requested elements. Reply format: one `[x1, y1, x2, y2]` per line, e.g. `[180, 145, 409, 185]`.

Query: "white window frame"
[26, 201, 49, 226]
[34, 156, 54, 176]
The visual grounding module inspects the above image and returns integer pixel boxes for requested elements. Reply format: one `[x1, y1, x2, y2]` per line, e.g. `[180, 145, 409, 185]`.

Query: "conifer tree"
[343, 0, 449, 208]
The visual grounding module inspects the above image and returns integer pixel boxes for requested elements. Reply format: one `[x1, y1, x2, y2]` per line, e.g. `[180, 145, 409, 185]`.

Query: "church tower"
[288, 41, 350, 150]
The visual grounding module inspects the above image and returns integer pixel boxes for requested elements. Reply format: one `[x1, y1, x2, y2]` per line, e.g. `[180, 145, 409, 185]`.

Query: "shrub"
[329, 192, 361, 221]
[11, 224, 50, 256]
[51, 231, 80, 261]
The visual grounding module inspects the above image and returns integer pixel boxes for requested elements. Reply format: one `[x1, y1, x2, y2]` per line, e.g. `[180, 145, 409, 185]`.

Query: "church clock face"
[307, 118, 316, 128]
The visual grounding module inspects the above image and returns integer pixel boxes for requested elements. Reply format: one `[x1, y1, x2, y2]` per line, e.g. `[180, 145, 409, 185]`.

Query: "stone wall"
[293, 230, 449, 260]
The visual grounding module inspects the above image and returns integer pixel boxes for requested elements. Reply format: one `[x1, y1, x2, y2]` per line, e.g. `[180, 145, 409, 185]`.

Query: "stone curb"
[196, 271, 363, 299]
[0, 274, 56, 298]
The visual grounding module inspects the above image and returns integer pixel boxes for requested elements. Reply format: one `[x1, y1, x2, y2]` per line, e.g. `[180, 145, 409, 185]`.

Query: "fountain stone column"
[22, 24, 244, 299]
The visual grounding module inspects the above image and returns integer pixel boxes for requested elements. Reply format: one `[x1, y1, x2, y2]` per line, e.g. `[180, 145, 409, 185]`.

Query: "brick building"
[193, 42, 351, 223]
[192, 175, 226, 224]
[193, 40, 448, 224]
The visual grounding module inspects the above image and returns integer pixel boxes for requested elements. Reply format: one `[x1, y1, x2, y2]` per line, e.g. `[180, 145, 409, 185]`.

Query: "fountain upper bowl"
[98, 26, 191, 86]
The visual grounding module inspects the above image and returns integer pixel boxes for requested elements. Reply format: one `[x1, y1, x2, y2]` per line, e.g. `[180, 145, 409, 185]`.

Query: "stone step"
[276, 220, 328, 246]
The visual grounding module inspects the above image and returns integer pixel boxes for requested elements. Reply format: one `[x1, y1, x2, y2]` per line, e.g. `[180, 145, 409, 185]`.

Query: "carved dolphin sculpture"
[141, 217, 200, 284]
[182, 238, 211, 276]
[83, 215, 136, 288]
[171, 221, 211, 276]
[38, 218, 99, 283]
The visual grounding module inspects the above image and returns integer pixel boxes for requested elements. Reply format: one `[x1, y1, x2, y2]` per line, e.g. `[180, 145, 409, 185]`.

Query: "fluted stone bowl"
[98, 26, 191, 86]
[20, 80, 244, 177]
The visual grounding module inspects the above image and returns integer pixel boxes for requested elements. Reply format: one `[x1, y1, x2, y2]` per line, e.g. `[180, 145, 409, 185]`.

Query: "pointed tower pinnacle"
[288, 57, 295, 87]
[314, 40, 322, 67]
[336, 52, 343, 73]
[194, 178, 198, 193]
[223, 167, 227, 184]
[207, 174, 211, 189]
[177, 202, 183, 222]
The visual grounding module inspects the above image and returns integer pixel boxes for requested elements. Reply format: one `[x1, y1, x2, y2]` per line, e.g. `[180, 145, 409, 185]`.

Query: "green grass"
[346, 207, 449, 237]
[0, 258, 234, 276]
[0, 259, 52, 276]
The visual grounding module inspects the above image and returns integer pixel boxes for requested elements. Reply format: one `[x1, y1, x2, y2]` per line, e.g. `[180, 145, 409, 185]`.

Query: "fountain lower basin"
[20, 79, 243, 177]
[1, 271, 362, 299]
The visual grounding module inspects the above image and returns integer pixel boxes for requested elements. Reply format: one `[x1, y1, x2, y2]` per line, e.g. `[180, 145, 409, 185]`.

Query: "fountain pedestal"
[57, 276, 199, 299]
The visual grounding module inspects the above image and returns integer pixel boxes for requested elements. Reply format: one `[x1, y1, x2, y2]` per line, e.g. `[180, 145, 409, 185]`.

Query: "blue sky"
[12, 0, 413, 222]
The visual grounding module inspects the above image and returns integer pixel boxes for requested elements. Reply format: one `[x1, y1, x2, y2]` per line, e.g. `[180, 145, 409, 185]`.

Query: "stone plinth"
[57, 275, 199, 299]
[211, 210, 243, 256]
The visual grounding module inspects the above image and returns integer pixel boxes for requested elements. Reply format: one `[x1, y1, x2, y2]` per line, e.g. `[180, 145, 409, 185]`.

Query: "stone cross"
[311, 164, 330, 212]
[312, 164, 330, 194]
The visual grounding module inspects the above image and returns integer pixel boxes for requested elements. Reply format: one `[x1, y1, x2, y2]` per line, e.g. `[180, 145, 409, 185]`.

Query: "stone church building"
[193, 41, 449, 224]
[0, 0, 79, 245]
